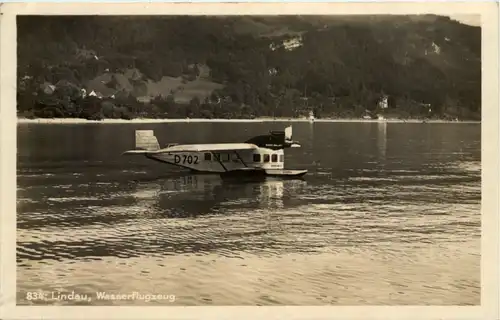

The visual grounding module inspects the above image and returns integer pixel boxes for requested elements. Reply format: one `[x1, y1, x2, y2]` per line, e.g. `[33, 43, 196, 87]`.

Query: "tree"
[17, 16, 481, 120]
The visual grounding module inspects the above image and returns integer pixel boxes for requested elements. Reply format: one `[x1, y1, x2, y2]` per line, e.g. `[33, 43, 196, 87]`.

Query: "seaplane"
[122, 125, 308, 180]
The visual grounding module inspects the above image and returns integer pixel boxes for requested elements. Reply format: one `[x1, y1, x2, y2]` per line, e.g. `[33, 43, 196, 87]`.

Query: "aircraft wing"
[122, 149, 161, 155]
[159, 143, 258, 153]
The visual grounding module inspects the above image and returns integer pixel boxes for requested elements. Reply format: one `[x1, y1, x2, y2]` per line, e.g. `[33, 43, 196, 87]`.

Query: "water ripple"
[16, 123, 481, 306]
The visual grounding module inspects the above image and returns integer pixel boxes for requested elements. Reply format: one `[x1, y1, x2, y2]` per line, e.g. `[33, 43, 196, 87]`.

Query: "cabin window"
[279, 155, 284, 162]
[253, 154, 261, 162]
[263, 154, 270, 163]
[271, 154, 278, 162]
[204, 153, 212, 161]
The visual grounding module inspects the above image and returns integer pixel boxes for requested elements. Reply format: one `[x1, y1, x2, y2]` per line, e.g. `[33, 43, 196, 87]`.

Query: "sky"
[448, 15, 481, 26]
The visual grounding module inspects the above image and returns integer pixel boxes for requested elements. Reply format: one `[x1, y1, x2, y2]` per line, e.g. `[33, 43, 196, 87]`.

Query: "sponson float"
[122, 125, 308, 180]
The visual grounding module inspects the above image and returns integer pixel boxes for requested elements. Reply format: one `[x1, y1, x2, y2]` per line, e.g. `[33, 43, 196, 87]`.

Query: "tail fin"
[135, 130, 160, 151]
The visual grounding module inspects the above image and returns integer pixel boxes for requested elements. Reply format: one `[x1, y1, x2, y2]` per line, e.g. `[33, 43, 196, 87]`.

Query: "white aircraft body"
[122, 125, 307, 179]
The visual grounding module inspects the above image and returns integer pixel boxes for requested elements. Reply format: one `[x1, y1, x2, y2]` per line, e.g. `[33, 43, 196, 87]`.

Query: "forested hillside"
[17, 15, 481, 120]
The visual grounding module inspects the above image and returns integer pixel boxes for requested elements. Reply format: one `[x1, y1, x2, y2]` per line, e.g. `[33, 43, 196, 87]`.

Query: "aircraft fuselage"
[146, 147, 285, 173]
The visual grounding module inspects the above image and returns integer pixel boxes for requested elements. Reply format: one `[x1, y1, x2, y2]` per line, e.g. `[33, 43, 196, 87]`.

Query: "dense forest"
[17, 15, 481, 120]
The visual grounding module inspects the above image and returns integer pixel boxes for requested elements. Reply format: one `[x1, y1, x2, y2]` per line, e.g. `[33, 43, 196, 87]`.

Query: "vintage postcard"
[0, 2, 498, 320]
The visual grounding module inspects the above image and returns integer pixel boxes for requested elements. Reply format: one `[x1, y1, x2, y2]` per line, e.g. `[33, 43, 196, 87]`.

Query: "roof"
[158, 143, 258, 153]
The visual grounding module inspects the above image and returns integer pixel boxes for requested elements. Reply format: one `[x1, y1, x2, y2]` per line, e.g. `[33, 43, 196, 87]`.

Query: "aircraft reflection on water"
[129, 173, 308, 218]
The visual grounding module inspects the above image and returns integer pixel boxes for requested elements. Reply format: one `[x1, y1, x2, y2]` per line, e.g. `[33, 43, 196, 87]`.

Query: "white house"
[269, 35, 303, 52]
[283, 36, 303, 51]
[40, 83, 56, 95]
[432, 42, 441, 54]
[378, 95, 389, 109]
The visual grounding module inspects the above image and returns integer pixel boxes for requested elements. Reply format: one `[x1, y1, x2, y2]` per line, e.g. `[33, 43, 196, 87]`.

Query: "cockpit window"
[204, 153, 212, 161]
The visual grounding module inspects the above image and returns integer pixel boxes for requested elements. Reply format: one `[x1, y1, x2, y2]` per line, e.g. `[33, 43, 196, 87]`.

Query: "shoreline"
[17, 117, 481, 124]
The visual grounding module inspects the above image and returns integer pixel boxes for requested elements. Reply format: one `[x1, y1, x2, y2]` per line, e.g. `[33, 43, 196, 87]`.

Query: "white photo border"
[1, 2, 498, 320]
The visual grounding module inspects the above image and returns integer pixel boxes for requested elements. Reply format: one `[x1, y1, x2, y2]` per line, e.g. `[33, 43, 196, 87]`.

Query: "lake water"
[16, 121, 481, 305]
